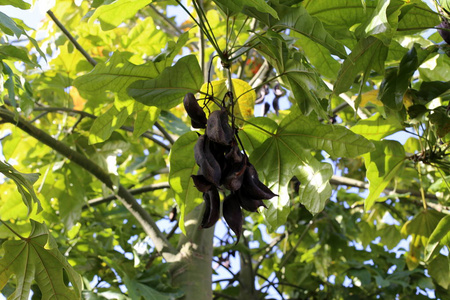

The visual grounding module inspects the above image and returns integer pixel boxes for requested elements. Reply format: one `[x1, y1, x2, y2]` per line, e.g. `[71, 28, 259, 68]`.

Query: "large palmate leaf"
[351, 113, 403, 141]
[397, 0, 440, 33]
[428, 254, 450, 290]
[168, 132, 203, 234]
[273, 5, 347, 59]
[0, 220, 82, 300]
[334, 36, 388, 95]
[0, 161, 42, 215]
[363, 140, 405, 210]
[89, 0, 152, 31]
[128, 55, 203, 110]
[401, 210, 445, 248]
[243, 112, 374, 229]
[199, 78, 256, 125]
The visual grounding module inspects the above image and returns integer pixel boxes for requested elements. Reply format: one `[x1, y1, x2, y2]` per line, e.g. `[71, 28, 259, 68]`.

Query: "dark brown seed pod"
[222, 193, 243, 244]
[194, 135, 222, 186]
[438, 20, 450, 45]
[191, 174, 213, 193]
[183, 93, 207, 128]
[222, 145, 247, 191]
[201, 187, 221, 228]
[241, 163, 277, 200]
[206, 109, 234, 145]
[237, 190, 267, 212]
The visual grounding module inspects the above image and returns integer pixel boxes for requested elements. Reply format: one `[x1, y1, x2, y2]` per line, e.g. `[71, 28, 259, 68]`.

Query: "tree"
[0, 0, 449, 299]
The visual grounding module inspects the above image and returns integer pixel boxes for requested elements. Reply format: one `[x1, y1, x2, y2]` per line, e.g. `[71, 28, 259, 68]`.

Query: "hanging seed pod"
[206, 109, 234, 145]
[191, 174, 213, 193]
[241, 163, 277, 200]
[194, 135, 222, 186]
[183, 93, 207, 128]
[237, 190, 267, 212]
[222, 144, 247, 191]
[201, 187, 221, 228]
[222, 193, 243, 244]
[438, 19, 450, 44]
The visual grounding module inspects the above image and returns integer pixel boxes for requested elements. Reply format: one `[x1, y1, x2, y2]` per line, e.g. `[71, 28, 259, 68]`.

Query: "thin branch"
[0, 107, 178, 259]
[83, 182, 170, 208]
[47, 10, 97, 67]
[149, 4, 183, 36]
[154, 121, 175, 145]
[253, 233, 286, 274]
[32, 106, 171, 150]
[330, 175, 439, 200]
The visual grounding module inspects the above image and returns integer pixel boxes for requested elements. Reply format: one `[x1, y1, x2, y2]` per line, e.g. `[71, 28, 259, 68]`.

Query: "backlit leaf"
[428, 254, 450, 289]
[89, 0, 152, 31]
[0, 220, 82, 300]
[89, 105, 129, 144]
[401, 209, 445, 248]
[0, 0, 30, 9]
[168, 132, 203, 234]
[0, 161, 42, 215]
[425, 214, 450, 261]
[363, 140, 405, 210]
[351, 113, 403, 141]
[128, 55, 203, 110]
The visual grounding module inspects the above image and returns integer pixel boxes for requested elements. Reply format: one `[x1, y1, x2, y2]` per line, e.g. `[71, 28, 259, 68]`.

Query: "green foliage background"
[0, 0, 449, 299]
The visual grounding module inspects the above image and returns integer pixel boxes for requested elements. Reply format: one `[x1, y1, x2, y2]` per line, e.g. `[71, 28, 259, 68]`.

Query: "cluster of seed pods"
[183, 93, 277, 242]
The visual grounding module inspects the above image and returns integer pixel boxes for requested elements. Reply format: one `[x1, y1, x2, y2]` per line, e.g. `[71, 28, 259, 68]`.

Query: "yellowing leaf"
[0, 220, 82, 300]
[199, 79, 255, 126]
[358, 89, 383, 107]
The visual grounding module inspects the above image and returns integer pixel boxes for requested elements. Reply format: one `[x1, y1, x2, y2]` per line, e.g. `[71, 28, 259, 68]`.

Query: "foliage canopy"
[0, 0, 449, 299]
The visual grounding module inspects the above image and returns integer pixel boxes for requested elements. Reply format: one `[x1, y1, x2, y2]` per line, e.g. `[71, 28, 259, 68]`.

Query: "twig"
[154, 121, 175, 145]
[0, 107, 178, 260]
[47, 10, 97, 67]
[83, 182, 170, 208]
[253, 233, 286, 274]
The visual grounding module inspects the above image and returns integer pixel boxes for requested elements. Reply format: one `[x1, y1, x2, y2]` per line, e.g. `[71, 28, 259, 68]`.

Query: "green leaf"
[429, 107, 450, 138]
[0, 220, 82, 300]
[401, 209, 445, 248]
[128, 55, 203, 110]
[168, 132, 203, 234]
[213, 0, 279, 18]
[425, 215, 450, 261]
[0, 11, 23, 37]
[0, 45, 36, 66]
[413, 81, 450, 103]
[89, 0, 152, 31]
[89, 105, 129, 144]
[379, 225, 403, 250]
[123, 276, 170, 300]
[379, 46, 419, 110]
[133, 104, 160, 138]
[73, 51, 163, 100]
[273, 5, 347, 59]
[0, 0, 30, 9]
[240, 117, 278, 153]
[0, 161, 42, 215]
[334, 36, 388, 95]
[245, 112, 372, 228]
[397, 0, 440, 34]
[363, 140, 405, 210]
[428, 254, 450, 290]
[419, 54, 450, 82]
[279, 113, 375, 158]
[293, 33, 341, 79]
[351, 113, 403, 141]
[282, 54, 330, 119]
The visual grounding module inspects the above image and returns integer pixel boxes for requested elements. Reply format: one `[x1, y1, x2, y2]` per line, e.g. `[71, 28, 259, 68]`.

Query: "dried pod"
[169, 207, 177, 222]
[273, 97, 280, 116]
[241, 163, 277, 200]
[206, 109, 234, 145]
[223, 193, 243, 244]
[263, 102, 270, 116]
[438, 20, 450, 44]
[183, 93, 207, 128]
[222, 144, 247, 191]
[237, 190, 267, 212]
[201, 187, 221, 228]
[194, 135, 221, 186]
[191, 174, 213, 193]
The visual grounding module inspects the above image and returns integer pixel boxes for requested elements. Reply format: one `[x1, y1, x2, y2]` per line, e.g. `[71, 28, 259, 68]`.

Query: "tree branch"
[0, 107, 178, 259]
[47, 10, 97, 67]
[84, 182, 170, 208]
[330, 175, 449, 212]
[32, 106, 171, 151]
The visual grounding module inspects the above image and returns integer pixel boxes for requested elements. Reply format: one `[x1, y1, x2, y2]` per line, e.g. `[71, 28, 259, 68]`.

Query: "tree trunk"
[170, 205, 214, 300]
